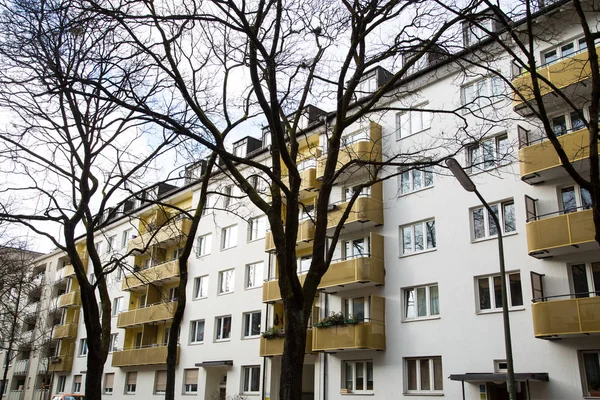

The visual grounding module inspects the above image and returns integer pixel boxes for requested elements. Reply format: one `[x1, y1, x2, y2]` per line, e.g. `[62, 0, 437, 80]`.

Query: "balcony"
[299, 167, 320, 198]
[53, 268, 65, 284]
[519, 127, 593, 184]
[117, 301, 177, 328]
[128, 218, 192, 253]
[112, 345, 179, 367]
[320, 254, 384, 292]
[264, 219, 316, 252]
[13, 359, 28, 375]
[8, 390, 24, 400]
[38, 358, 48, 375]
[512, 46, 599, 113]
[259, 331, 313, 357]
[312, 321, 385, 352]
[526, 208, 597, 258]
[316, 122, 382, 179]
[48, 355, 74, 372]
[58, 291, 81, 308]
[122, 259, 180, 291]
[53, 323, 78, 340]
[532, 296, 600, 338]
[327, 194, 384, 232]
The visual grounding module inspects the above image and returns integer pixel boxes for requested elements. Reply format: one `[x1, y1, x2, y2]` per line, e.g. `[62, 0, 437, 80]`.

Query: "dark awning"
[449, 373, 549, 382]
[195, 360, 233, 367]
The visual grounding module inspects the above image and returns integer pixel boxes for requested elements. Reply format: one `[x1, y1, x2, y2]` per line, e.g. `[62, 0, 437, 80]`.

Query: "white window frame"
[56, 375, 66, 393]
[109, 333, 119, 353]
[242, 365, 261, 394]
[189, 319, 205, 344]
[400, 219, 436, 256]
[297, 255, 312, 274]
[196, 233, 212, 257]
[343, 185, 371, 202]
[463, 18, 492, 47]
[215, 315, 232, 341]
[125, 372, 137, 394]
[193, 275, 209, 299]
[183, 369, 199, 394]
[78, 338, 88, 357]
[243, 311, 262, 339]
[343, 237, 370, 260]
[542, 36, 588, 65]
[245, 262, 263, 289]
[476, 272, 523, 313]
[218, 269, 235, 294]
[569, 262, 600, 298]
[396, 103, 432, 139]
[467, 134, 509, 172]
[550, 109, 586, 136]
[248, 215, 267, 241]
[403, 284, 440, 320]
[560, 184, 592, 214]
[221, 225, 238, 250]
[471, 200, 516, 240]
[106, 235, 116, 253]
[342, 360, 374, 393]
[399, 166, 433, 195]
[121, 229, 132, 248]
[579, 350, 600, 398]
[460, 76, 504, 111]
[112, 297, 123, 317]
[404, 357, 443, 394]
[72, 375, 82, 393]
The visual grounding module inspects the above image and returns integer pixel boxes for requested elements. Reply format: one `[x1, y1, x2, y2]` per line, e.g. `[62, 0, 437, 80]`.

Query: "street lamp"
[445, 157, 517, 400]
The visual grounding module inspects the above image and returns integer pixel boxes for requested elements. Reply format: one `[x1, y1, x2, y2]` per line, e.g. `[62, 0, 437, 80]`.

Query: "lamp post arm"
[474, 189, 517, 400]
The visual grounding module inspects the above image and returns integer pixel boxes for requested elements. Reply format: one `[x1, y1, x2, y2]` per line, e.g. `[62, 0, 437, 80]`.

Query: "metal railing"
[120, 299, 177, 313]
[519, 126, 587, 148]
[526, 204, 591, 222]
[514, 46, 589, 77]
[532, 291, 599, 303]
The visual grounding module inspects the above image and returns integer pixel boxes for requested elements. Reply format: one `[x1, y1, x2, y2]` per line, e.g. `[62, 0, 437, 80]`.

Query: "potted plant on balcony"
[261, 327, 285, 339]
[344, 314, 360, 325]
[313, 311, 346, 327]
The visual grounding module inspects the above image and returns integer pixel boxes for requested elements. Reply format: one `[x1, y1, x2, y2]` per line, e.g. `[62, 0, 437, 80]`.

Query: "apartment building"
[6, 2, 600, 399]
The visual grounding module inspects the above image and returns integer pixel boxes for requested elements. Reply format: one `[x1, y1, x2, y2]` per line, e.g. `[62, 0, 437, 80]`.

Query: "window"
[94, 241, 102, 255]
[56, 376, 66, 393]
[297, 158, 316, 172]
[233, 142, 246, 158]
[121, 229, 132, 248]
[245, 262, 263, 289]
[190, 320, 205, 343]
[248, 216, 267, 241]
[463, 18, 492, 47]
[300, 204, 315, 221]
[344, 297, 367, 321]
[570, 262, 600, 298]
[400, 220, 436, 255]
[218, 269, 235, 294]
[162, 328, 170, 346]
[297, 256, 312, 274]
[193, 275, 209, 299]
[342, 129, 370, 146]
[115, 268, 123, 282]
[104, 373, 114, 394]
[249, 175, 267, 193]
[184, 369, 199, 394]
[72, 375, 82, 393]
[356, 77, 377, 99]
[476, 272, 523, 312]
[461, 76, 504, 110]
[396, 104, 432, 139]
[343, 361, 373, 393]
[468, 134, 509, 172]
[215, 316, 232, 341]
[543, 36, 588, 65]
[243, 312, 261, 338]
[125, 372, 137, 394]
[168, 287, 179, 301]
[221, 225, 238, 250]
[405, 357, 443, 393]
[106, 236, 116, 253]
[78, 339, 88, 357]
[551, 110, 585, 136]
[154, 371, 167, 394]
[343, 185, 370, 202]
[580, 351, 600, 397]
[472, 200, 516, 240]
[343, 237, 369, 260]
[403, 284, 440, 320]
[222, 185, 233, 208]
[399, 167, 433, 195]
[109, 333, 119, 352]
[112, 297, 123, 316]
[196, 233, 212, 257]
[561, 185, 592, 213]
[242, 366, 260, 394]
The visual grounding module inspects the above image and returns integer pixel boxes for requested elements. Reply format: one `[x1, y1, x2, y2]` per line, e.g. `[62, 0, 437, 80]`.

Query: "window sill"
[403, 392, 444, 396]
[476, 307, 526, 315]
[402, 316, 441, 323]
[245, 286, 262, 291]
[242, 336, 260, 340]
[196, 254, 210, 259]
[471, 231, 518, 244]
[217, 292, 234, 296]
[341, 392, 374, 396]
[398, 185, 434, 198]
[399, 248, 437, 258]
[193, 296, 208, 301]
[189, 341, 204, 346]
[220, 246, 237, 252]
[182, 393, 198, 396]
[215, 339, 231, 343]
[397, 128, 431, 142]
[247, 237, 265, 243]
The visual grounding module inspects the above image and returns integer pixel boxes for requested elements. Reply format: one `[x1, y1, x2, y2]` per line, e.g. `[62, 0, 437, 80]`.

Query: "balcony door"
[570, 263, 600, 298]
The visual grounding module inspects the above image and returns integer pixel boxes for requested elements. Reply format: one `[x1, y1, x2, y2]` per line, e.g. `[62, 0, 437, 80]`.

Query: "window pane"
[470, 146, 480, 169]
[355, 362, 364, 390]
[581, 187, 593, 209]
[251, 367, 260, 391]
[571, 264, 590, 297]
[591, 263, 600, 295]
[251, 313, 261, 336]
[579, 38, 588, 50]
[414, 224, 424, 251]
[478, 278, 491, 310]
[402, 227, 412, 254]
[473, 208, 485, 239]
[488, 204, 499, 236]
[419, 359, 430, 390]
[405, 289, 415, 319]
[552, 115, 567, 136]
[429, 285, 440, 316]
[353, 298, 365, 321]
[544, 49, 557, 64]
[407, 360, 417, 391]
[424, 167, 433, 187]
[583, 353, 600, 395]
[571, 110, 585, 131]
[345, 363, 353, 390]
[426, 220, 436, 249]
[401, 171, 411, 194]
[417, 288, 427, 317]
[413, 170, 422, 190]
[561, 187, 577, 213]
[561, 42, 575, 57]
[483, 140, 495, 169]
[367, 362, 374, 390]
[503, 202, 516, 233]
[493, 276, 503, 309]
[433, 358, 443, 390]
[509, 273, 523, 307]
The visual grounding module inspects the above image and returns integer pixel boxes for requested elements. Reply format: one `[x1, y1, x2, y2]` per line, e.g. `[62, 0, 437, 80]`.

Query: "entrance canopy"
[195, 360, 233, 367]
[449, 373, 549, 383]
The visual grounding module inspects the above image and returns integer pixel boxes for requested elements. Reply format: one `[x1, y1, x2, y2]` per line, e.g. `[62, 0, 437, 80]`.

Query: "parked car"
[51, 395, 85, 400]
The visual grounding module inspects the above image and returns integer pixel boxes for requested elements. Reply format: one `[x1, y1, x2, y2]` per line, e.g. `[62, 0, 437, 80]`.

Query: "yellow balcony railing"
[117, 302, 177, 328]
[265, 219, 316, 252]
[327, 195, 383, 229]
[58, 291, 81, 308]
[53, 323, 78, 340]
[316, 122, 382, 178]
[112, 345, 179, 367]
[320, 255, 384, 290]
[532, 297, 600, 337]
[513, 46, 600, 106]
[520, 127, 592, 179]
[526, 209, 594, 255]
[311, 321, 385, 352]
[128, 218, 192, 253]
[259, 331, 313, 357]
[48, 356, 74, 373]
[299, 167, 320, 194]
[122, 259, 180, 291]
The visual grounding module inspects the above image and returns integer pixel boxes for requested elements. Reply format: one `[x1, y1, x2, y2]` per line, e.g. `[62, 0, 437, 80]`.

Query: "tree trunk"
[279, 306, 307, 400]
[0, 282, 21, 397]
